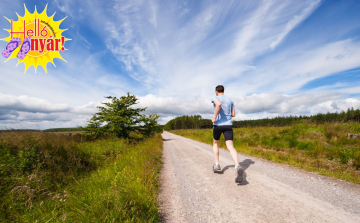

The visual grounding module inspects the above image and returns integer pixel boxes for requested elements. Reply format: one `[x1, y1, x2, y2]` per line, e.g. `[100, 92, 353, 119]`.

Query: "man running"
[211, 85, 244, 183]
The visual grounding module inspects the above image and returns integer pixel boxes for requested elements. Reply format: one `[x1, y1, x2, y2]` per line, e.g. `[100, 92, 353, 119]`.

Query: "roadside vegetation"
[0, 93, 163, 222]
[171, 122, 360, 183]
[0, 131, 162, 222]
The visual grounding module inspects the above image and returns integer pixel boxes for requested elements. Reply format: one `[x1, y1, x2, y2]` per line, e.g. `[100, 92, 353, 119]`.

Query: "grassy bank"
[0, 131, 163, 222]
[171, 122, 360, 183]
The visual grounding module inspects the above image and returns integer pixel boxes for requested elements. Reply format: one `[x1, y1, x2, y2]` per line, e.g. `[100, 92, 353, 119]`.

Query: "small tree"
[139, 113, 162, 137]
[84, 93, 161, 138]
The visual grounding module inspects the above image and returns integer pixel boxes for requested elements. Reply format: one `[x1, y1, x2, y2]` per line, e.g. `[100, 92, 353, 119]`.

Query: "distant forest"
[163, 107, 360, 130]
[43, 127, 83, 132]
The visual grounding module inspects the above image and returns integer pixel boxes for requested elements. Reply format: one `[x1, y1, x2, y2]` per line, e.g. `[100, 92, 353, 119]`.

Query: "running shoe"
[213, 163, 221, 172]
[235, 165, 244, 183]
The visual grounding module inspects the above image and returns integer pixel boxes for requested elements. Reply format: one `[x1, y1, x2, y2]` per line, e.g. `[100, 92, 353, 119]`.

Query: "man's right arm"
[212, 99, 221, 123]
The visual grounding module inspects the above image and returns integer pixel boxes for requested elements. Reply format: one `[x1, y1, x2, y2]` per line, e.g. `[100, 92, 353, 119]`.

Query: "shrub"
[84, 93, 161, 138]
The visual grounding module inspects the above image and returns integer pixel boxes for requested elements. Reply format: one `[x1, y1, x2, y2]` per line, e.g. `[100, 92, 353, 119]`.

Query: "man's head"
[215, 85, 224, 95]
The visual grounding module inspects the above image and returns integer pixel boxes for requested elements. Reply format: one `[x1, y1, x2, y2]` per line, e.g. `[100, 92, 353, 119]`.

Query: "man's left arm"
[231, 100, 235, 117]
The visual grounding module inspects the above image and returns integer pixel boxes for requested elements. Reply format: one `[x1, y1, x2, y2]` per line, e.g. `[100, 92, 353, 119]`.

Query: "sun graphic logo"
[1, 4, 71, 73]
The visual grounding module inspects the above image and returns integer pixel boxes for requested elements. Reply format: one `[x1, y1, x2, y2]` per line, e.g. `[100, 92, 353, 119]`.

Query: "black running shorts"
[213, 125, 233, 141]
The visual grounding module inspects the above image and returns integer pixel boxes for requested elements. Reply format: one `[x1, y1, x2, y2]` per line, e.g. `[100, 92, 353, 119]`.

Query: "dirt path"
[158, 131, 360, 222]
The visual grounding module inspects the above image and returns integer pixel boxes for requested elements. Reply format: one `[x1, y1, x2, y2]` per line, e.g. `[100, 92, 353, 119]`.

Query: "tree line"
[43, 127, 82, 132]
[164, 107, 360, 130]
[163, 115, 213, 130]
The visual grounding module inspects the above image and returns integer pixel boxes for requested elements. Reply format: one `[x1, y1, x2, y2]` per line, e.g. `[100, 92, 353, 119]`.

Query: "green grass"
[170, 122, 360, 184]
[0, 131, 163, 222]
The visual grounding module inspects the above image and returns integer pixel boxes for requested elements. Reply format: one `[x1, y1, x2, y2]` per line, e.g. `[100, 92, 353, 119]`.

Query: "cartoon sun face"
[1, 4, 71, 73]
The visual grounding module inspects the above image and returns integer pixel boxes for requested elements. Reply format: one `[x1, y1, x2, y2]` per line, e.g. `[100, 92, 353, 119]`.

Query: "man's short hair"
[215, 85, 224, 93]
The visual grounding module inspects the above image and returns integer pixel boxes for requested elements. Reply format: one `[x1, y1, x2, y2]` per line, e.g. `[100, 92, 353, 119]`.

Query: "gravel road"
[158, 131, 360, 223]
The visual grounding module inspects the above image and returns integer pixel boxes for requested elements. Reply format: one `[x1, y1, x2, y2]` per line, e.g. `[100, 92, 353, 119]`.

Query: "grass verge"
[170, 123, 360, 184]
[0, 131, 163, 222]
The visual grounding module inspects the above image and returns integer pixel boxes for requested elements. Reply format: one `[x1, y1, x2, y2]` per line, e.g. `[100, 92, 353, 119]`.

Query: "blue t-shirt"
[211, 95, 235, 126]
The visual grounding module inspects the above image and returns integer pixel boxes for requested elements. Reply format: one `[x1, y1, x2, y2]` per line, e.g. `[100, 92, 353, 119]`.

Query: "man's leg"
[225, 140, 239, 165]
[213, 139, 220, 163]
[226, 139, 244, 183]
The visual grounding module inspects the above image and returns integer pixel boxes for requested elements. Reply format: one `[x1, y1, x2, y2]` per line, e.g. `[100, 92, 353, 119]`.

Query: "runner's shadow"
[239, 159, 255, 171]
[162, 138, 172, 141]
[237, 159, 255, 186]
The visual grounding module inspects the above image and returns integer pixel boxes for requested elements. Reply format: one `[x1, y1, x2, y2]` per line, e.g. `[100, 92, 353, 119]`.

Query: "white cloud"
[0, 90, 358, 128]
[241, 38, 360, 94]
[153, 0, 326, 97]
[72, 101, 103, 115]
[0, 92, 99, 129]
[0, 92, 70, 113]
[314, 98, 360, 114]
[135, 92, 357, 124]
[48, 0, 330, 98]
[149, 0, 158, 27]
[136, 94, 210, 115]
[270, 0, 321, 49]
[232, 92, 345, 114]
[17, 112, 61, 121]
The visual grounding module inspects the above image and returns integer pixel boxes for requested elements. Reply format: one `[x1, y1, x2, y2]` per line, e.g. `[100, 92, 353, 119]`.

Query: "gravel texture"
[158, 131, 360, 222]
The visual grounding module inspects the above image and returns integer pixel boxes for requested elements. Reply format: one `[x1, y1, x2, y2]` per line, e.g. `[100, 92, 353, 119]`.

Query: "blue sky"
[0, 0, 360, 129]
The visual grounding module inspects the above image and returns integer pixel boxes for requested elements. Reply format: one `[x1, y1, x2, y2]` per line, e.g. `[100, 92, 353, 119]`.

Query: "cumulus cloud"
[17, 112, 61, 122]
[72, 101, 102, 115]
[0, 92, 70, 113]
[0, 91, 359, 128]
[134, 92, 357, 123]
[0, 93, 89, 128]
[0, 109, 18, 121]
[233, 92, 346, 114]
[136, 94, 210, 115]
[314, 98, 360, 114]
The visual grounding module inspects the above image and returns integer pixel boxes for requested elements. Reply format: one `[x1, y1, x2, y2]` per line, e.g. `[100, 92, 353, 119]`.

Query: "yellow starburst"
[1, 4, 71, 73]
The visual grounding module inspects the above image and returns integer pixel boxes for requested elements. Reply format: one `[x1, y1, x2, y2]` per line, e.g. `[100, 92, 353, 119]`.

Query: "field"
[171, 122, 360, 183]
[0, 131, 163, 222]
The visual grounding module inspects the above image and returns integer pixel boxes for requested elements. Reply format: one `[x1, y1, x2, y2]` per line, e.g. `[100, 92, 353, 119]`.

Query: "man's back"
[211, 95, 234, 126]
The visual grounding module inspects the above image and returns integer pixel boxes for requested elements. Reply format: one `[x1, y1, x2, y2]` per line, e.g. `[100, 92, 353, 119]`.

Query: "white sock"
[235, 164, 240, 168]
[215, 163, 219, 165]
